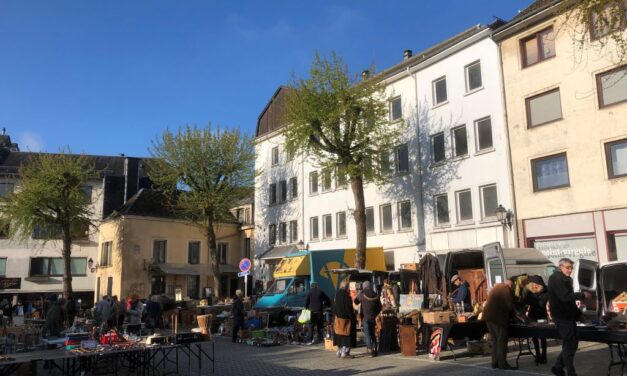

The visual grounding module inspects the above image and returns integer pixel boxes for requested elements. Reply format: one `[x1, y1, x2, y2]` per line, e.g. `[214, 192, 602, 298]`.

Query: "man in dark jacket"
[450, 275, 472, 312]
[304, 281, 330, 344]
[355, 281, 382, 356]
[548, 258, 591, 376]
[483, 280, 516, 370]
[231, 290, 245, 343]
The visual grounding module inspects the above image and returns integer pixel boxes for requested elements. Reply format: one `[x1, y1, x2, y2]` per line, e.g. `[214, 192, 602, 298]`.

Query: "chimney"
[361, 70, 370, 80]
[404, 50, 413, 60]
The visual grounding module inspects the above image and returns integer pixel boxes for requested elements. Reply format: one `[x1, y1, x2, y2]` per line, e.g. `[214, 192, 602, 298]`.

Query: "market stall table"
[421, 321, 487, 360]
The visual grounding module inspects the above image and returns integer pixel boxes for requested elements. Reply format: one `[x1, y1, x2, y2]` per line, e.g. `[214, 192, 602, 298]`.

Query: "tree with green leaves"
[148, 125, 255, 297]
[284, 52, 404, 268]
[559, 0, 627, 62]
[0, 151, 95, 298]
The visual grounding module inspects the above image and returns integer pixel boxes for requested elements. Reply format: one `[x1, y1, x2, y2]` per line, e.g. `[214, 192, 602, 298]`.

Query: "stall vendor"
[450, 275, 472, 312]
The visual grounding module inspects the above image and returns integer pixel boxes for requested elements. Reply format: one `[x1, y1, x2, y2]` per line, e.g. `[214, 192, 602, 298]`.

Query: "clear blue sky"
[0, 0, 532, 157]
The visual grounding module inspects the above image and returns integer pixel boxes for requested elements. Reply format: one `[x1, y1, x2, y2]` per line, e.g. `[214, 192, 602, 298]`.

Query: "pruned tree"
[284, 52, 404, 268]
[559, 0, 627, 63]
[147, 125, 255, 297]
[0, 151, 95, 298]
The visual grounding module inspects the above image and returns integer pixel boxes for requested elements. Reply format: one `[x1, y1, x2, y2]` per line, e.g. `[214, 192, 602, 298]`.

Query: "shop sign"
[533, 237, 597, 265]
[0, 277, 21, 289]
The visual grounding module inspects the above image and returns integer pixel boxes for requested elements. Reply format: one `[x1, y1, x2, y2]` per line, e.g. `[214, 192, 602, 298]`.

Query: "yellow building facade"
[494, 2, 627, 264]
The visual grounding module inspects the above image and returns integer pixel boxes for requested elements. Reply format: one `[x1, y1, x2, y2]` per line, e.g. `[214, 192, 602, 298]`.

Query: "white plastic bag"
[298, 309, 311, 324]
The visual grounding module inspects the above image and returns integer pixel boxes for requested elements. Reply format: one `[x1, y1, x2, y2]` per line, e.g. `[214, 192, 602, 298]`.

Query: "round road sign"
[239, 258, 252, 273]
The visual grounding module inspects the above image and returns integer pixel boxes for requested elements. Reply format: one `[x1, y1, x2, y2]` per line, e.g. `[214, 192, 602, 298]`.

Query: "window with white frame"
[269, 224, 276, 246]
[390, 96, 402, 121]
[434, 194, 450, 226]
[597, 64, 627, 108]
[323, 214, 333, 239]
[218, 243, 228, 264]
[279, 222, 287, 244]
[271, 146, 279, 166]
[309, 171, 319, 194]
[475, 117, 493, 152]
[480, 184, 498, 220]
[289, 177, 298, 199]
[365, 207, 375, 233]
[456, 189, 473, 223]
[605, 138, 627, 179]
[380, 151, 392, 175]
[431, 132, 445, 163]
[310, 217, 319, 240]
[398, 201, 412, 230]
[433, 76, 447, 105]
[279, 180, 287, 203]
[321, 169, 332, 192]
[380, 204, 393, 232]
[269, 183, 277, 205]
[526, 88, 562, 127]
[289, 220, 298, 243]
[395, 144, 409, 173]
[532, 153, 570, 191]
[465, 60, 482, 92]
[336, 212, 347, 237]
[153, 240, 167, 263]
[452, 125, 468, 158]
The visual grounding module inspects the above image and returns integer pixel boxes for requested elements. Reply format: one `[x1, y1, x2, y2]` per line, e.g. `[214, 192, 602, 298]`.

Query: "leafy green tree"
[0, 151, 95, 298]
[148, 125, 255, 297]
[284, 52, 404, 268]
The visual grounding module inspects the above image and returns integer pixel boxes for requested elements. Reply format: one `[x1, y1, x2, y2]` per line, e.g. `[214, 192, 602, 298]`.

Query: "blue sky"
[0, 0, 532, 157]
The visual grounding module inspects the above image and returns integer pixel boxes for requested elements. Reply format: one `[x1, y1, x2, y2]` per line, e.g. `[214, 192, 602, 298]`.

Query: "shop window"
[608, 233, 627, 262]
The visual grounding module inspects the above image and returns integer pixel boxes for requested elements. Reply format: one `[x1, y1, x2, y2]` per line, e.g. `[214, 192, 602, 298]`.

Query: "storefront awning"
[258, 245, 299, 260]
[154, 263, 207, 276]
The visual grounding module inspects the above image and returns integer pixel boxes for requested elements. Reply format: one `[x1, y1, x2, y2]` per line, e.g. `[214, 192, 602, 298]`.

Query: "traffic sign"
[239, 258, 252, 272]
[238, 270, 250, 277]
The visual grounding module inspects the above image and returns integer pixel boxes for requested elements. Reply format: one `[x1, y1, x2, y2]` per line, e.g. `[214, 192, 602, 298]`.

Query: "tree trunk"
[62, 225, 74, 299]
[350, 175, 367, 269]
[206, 221, 221, 298]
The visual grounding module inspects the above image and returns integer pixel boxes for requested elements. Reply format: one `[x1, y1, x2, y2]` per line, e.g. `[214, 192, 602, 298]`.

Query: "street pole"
[245, 274, 248, 297]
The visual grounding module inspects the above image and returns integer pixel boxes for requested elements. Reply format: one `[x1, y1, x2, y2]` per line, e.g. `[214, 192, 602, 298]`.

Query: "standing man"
[355, 281, 382, 357]
[450, 275, 472, 312]
[304, 281, 330, 345]
[483, 280, 517, 370]
[548, 258, 591, 376]
[231, 289, 245, 343]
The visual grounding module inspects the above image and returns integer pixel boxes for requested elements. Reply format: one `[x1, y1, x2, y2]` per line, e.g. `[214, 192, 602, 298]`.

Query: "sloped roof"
[493, 0, 561, 41]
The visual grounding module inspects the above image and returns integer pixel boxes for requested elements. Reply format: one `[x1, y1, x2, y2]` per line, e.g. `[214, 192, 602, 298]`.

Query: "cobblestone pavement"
[211, 336, 615, 376]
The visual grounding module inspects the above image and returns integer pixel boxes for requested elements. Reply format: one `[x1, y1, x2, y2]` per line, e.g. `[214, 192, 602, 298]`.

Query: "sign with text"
[0, 278, 21, 290]
[238, 270, 250, 278]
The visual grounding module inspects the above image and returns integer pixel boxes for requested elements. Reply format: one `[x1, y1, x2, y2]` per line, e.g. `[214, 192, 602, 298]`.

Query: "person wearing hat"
[450, 274, 472, 312]
[304, 281, 330, 345]
[523, 275, 549, 364]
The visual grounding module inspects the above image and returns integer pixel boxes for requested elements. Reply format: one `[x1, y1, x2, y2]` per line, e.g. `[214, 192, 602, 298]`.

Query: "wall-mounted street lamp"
[495, 204, 513, 230]
[87, 258, 98, 273]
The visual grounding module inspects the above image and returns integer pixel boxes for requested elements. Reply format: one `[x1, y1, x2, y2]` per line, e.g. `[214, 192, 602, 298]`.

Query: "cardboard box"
[422, 310, 452, 324]
[324, 338, 338, 351]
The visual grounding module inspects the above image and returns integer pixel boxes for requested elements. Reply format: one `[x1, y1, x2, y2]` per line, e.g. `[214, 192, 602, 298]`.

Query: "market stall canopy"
[274, 255, 310, 278]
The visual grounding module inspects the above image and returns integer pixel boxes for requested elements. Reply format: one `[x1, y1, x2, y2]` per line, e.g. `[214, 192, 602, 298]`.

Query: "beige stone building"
[95, 189, 254, 301]
[493, 0, 627, 264]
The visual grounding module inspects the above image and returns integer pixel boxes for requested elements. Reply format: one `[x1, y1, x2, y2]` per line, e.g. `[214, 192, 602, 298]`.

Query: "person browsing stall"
[523, 275, 549, 364]
[484, 280, 517, 370]
[355, 281, 382, 357]
[304, 281, 331, 345]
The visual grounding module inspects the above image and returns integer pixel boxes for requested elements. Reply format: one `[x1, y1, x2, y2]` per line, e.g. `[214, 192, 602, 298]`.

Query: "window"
[70, 258, 87, 276]
[218, 243, 228, 264]
[0, 182, 14, 198]
[269, 183, 277, 205]
[532, 153, 570, 191]
[398, 201, 412, 230]
[526, 88, 562, 127]
[480, 184, 498, 220]
[309, 171, 319, 194]
[608, 233, 627, 262]
[271, 146, 279, 165]
[286, 147, 295, 161]
[188, 241, 200, 264]
[452, 126, 468, 157]
[279, 180, 287, 203]
[101, 241, 112, 266]
[336, 166, 347, 188]
[289, 177, 298, 199]
[465, 61, 482, 92]
[83, 186, 93, 202]
[32, 223, 62, 239]
[431, 132, 445, 163]
[365, 207, 375, 233]
[521, 27, 555, 67]
[475, 117, 493, 151]
[323, 214, 333, 239]
[29, 257, 86, 276]
[435, 194, 450, 226]
[337, 212, 347, 237]
[605, 138, 627, 179]
[187, 275, 199, 299]
[362, 155, 374, 178]
[243, 238, 251, 259]
[153, 240, 167, 263]
[456, 189, 473, 223]
[590, 2, 627, 40]
[310, 217, 319, 240]
[380, 204, 393, 232]
[268, 224, 276, 246]
[321, 169, 332, 192]
[279, 222, 287, 244]
[390, 96, 402, 121]
[597, 65, 627, 108]
[380, 151, 392, 175]
[0, 258, 6, 276]
[395, 144, 409, 173]
[433, 76, 447, 105]
[289, 220, 298, 243]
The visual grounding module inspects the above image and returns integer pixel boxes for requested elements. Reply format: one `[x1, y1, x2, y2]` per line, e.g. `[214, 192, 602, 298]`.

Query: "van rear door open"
[573, 259, 599, 319]
[483, 242, 507, 289]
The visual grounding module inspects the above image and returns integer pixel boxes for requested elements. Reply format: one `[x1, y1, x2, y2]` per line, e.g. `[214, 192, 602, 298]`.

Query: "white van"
[573, 260, 627, 321]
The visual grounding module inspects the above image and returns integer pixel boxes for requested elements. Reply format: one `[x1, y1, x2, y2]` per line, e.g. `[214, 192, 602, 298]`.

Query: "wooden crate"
[422, 310, 452, 324]
[399, 325, 416, 356]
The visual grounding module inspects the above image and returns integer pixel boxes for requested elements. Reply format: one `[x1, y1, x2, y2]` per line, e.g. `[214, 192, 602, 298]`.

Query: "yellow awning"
[274, 255, 310, 278]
